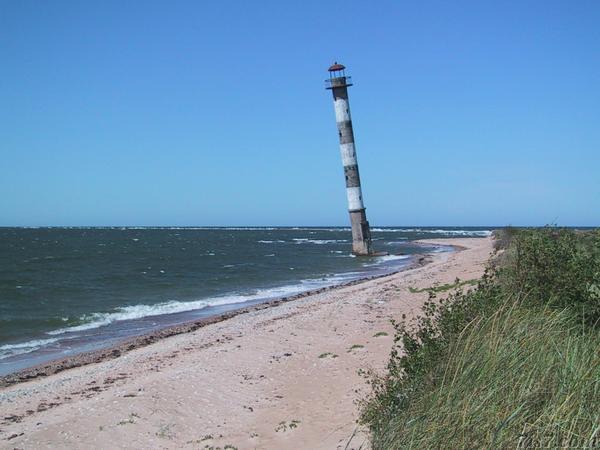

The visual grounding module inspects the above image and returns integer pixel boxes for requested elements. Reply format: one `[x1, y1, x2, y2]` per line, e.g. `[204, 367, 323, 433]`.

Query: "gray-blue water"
[0, 226, 492, 375]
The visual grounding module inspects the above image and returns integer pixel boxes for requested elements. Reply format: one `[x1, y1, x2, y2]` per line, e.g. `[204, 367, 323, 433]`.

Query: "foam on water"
[362, 254, 411, 267]
[292, 238, 348, 244]
[0, 338, 61, 360]
[371, 228, 492, 237]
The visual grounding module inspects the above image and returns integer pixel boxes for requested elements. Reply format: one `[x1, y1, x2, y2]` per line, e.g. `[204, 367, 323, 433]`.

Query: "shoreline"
[0, 251, 439, 388]
[0, 238, 493, 449]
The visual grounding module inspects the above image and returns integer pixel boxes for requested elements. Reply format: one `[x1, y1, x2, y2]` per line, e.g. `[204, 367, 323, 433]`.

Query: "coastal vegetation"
[348, 344, 365, 352]
[408, 278, 478, 294]
[361, 227, 600, 449]
[373, 331, 389, 337]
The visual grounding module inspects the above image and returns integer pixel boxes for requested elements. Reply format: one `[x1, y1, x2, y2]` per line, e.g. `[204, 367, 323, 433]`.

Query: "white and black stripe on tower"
[326, 62, 373, 256]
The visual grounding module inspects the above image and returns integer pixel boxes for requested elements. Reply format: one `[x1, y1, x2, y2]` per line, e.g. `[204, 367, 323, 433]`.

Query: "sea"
[0, 226, 493, 375]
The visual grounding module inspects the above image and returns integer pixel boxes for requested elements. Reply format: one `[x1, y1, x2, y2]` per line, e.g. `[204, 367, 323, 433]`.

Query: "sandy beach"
[0, 237, 493, 450]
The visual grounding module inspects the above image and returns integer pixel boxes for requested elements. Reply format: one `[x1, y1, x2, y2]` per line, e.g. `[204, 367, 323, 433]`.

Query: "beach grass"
[408, 278, 477, 294]
[361, 227, 600, 449]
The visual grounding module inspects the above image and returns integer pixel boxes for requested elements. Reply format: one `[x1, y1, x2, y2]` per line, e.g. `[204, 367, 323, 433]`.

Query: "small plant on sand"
[117, 412, 139, 426]
[275, 420, 301, 432]
[348, 344, 364, 352]
[203, 446, 237, 450]
[373, 331, 388, 337]
[318, 352, 338, 359]
[155, 423, 175, 439]
[409, 278, 477, 294]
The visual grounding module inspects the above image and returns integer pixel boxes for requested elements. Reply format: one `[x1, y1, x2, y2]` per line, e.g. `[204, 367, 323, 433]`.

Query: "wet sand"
[0, 237, 493, 449]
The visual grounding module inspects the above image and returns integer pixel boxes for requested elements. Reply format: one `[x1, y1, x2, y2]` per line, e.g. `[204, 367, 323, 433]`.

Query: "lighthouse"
[326, 62, 373, 256]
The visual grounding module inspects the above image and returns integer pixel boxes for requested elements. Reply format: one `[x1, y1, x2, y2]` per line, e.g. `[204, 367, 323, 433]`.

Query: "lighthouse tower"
[326, 62, 373, 256]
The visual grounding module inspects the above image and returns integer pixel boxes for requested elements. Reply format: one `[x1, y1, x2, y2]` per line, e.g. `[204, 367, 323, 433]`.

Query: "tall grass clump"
[361, 227, 600, 449]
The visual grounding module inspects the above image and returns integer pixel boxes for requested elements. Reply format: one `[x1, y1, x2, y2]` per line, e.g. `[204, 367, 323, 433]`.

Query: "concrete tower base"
[349, 209, 372, 255]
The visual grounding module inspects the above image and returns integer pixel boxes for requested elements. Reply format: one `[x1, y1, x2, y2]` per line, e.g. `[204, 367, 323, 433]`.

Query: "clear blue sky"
[1, 1, 598, 227]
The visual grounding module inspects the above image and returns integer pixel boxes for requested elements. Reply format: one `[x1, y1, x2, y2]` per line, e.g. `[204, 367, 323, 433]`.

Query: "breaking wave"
[43, 273, 359, 339]
[292, 239, 348, 245]
[0, 338, 61, 360]
[371, 228, 492, 237]
[362, 254, 411, 267]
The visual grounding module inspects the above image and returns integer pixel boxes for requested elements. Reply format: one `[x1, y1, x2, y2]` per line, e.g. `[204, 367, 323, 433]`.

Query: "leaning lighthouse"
[326, 62, 373, 256]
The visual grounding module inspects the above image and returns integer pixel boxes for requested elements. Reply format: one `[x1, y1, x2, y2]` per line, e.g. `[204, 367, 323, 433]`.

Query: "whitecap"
[0, 338, 60, 360]
[292, 238, 348, 245]
[371, 228, 492, 237]
[362, 254, 411, 267]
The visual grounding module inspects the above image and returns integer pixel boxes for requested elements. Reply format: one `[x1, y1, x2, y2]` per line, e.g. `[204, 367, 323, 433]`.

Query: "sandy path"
[0, 237, 493, 450]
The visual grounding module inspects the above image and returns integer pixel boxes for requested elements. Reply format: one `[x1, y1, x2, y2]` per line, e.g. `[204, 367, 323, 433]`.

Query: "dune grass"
[368, 302, 599, 448]
[361, 227, 600, 449]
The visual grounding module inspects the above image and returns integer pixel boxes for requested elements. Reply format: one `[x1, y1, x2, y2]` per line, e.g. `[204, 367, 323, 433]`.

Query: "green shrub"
[502, 227, 600, 325]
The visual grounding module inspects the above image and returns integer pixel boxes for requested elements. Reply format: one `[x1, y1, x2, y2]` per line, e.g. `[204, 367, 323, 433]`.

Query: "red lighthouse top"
[325, 62, 352, 89]
[328, 62, 346, 72]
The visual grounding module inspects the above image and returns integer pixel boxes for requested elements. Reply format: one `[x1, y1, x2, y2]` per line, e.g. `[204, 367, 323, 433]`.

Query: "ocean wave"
[19, 226, 357, 232]
[384, 240, 408, 245]
[292, 239, 348, 245]
[371, 228, 492, 237]
[46, 299, 216, 336]
[0, 337, 60, 360]
[362, 254, 411, 267]
[257, 240, 286, 244]
[44, 278, 351, 338]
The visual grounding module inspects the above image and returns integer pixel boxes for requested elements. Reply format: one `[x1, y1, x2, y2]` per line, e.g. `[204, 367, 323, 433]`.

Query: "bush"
[502, 227, 600, 325]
